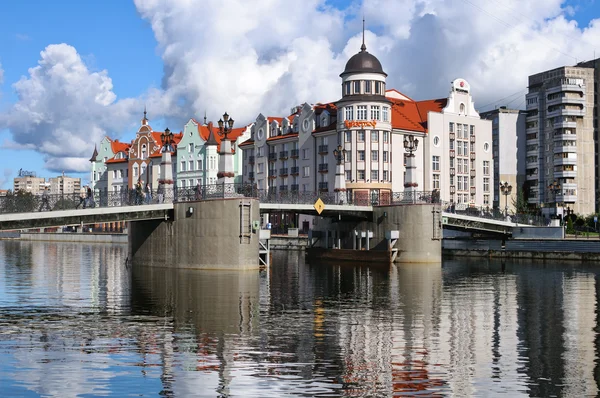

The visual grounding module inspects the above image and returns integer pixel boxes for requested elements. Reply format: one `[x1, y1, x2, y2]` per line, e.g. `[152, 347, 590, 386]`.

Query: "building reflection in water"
[130, 264, 260, 397]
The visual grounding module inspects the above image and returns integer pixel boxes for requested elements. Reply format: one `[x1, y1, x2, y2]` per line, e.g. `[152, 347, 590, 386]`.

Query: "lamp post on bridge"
[548, 179, 563, 223]
[217, 112, 236, 186]
[158, 127, 175, 203]
[403, 135, 419, 203]
[499, 181, 512, 218]
[333, 144, 347, 204]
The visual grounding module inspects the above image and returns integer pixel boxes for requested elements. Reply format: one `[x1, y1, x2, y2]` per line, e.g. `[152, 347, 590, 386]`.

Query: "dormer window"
[321, 112, 329, 127]
[293, 118, 299, 133]
[188, 143, 193, 153]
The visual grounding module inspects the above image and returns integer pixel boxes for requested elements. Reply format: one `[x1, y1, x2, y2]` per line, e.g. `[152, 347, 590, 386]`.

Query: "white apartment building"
[240, 43, 494, 210]
[481, 107, 527, 213]
[526, 66, 595, 216]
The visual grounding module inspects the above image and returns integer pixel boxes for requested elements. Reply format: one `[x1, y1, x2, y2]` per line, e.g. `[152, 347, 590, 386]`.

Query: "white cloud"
[0, 44, 165, 173]
[0, 61, 4, 85]
[136, 0, 600, 118]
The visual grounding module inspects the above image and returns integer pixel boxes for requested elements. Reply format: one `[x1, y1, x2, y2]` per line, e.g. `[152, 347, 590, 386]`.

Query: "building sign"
[344, 120, 377, 129]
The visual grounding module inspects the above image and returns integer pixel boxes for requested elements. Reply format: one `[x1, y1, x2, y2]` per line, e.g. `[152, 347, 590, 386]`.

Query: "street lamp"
[403, 134, 419, 154]
[217, 112, 235, 140]
[333, 144, 346, 165]
[403, 134, 419, 203]
[160, 127, 174, 152]
[548, 179, 562, 219]
[499, 181, 512, 217]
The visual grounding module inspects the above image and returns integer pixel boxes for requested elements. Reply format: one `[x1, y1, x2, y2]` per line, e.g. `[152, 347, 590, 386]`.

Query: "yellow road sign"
[314, 198, 325, 215]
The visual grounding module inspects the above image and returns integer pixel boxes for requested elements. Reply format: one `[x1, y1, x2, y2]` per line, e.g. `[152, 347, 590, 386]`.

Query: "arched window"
[133, 164, 139, 178]
[141, 144, 147, 160]
[459, 103, 465, 114]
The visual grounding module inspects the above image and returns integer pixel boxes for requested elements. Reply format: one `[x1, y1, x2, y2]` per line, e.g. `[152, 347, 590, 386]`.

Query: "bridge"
[0, 184, 540, 234]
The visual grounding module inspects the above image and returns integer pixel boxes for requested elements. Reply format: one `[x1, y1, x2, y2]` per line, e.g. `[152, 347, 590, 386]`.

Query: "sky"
[0, 0, 599, 187]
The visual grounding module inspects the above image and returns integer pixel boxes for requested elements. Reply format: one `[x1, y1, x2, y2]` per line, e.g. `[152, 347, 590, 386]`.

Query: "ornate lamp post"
[499, 181, 512, 217]
[403, 135, 419, 202]
[217, 112, 236, 185]
[333, 144, 347, 204]
[548, 179, 562, 220]
[217, 112, 235, 140]
[158, 127, 175, 203]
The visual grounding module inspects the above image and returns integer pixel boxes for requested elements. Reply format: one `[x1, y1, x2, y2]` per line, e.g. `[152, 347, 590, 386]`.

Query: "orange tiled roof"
[239, 138, 254, 147]
[198, 124, 248, 151]
[267, 116, 285, 124]
[105, 157, 128, 164]
[416, 98, 447, 131]
[267, 133, 299, 142]
[110, 139, 130, 153]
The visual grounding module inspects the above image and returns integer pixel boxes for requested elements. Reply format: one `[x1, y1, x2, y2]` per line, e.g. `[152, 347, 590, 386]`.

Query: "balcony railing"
[470, 169, 476, 177]
[279, 185, 288, 192]
[450, 168, 455, 176]
[291, 184, 299, 191]
[318, 182, 328, 191]
[268, 153, 277, 162]
[279, 151, 288, 160]
[318, 145, 328, 154]
[470, 135, 475, 143]
[318, 164, 328, 173]
[279, 168, 288, 176]
[470, 152, 476, 161]
[249, 156, 255, 164]
[291, 166, 299, 175]
[248, 172, 254, 179]
[290, 149, 300, 158]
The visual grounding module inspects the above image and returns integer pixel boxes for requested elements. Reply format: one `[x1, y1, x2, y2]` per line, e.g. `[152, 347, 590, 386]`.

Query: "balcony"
[279, 185, 288, 192]
[470, 169, 476, 177]
[318, 145, 329, 154]
[562, 108, 585, 117]
[268, 170, 277, 179]
[546, 83, 585, 96]
[470, 187, 476, 195]
[248, 171, 254, 180]
[279, 167, 288, 176]
[470, 135, 475, 143]
[553, 157, 577, 166]
[553, 145, 577, 154]
[526, 113, 539, 122]
[526, 125, 538, 133]
[547, 95, 585, 107]
[318, 182, 328, 191]
[526, 173, 539, 181]
[449, 132, 455, 140]
[450, 185, 456, 194]
[556, 194, 577, 203]
[249, 156, 255, 164]
[318, 163, 328, 173]
[526, 147, 538, 156]
[291, 166, 299, 175]
[291, 184, 299, 192]
[268, 153, 277, 162]
[450, 150, 455, 158]
[554, 170, 577, 178]
[554, 120, 578, 129]
[470, 152, 476, 161]
[279, 151, 288, 160]
[290, 149, 299, 158]
[450, 168, 455, 176]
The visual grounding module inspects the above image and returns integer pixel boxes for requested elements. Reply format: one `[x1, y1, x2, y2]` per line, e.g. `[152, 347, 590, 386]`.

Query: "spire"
[141, 106, 148, 126]
[203, 110, 207, 126]
[205, 122, 218, 146]
[89, 144, 99, 162]
[361, 16, 366, 52]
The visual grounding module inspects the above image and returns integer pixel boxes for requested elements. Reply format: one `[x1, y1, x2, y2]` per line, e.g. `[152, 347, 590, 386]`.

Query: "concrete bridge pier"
[311, 203, 442, 264]
[128, 198, 261, 270]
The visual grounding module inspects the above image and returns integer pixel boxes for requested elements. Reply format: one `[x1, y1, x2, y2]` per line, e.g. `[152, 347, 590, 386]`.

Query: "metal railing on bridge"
[440, 201, 547, 226]
[0, 185, 440, 215]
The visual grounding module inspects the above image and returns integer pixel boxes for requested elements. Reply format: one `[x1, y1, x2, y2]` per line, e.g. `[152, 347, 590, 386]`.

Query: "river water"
[0, 241, 598, 397]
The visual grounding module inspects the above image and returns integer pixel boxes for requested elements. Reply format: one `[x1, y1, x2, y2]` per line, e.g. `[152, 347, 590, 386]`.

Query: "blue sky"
[0, 0, 599, 187]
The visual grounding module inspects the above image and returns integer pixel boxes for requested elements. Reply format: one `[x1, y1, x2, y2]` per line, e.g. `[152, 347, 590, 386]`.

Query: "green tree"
[512, 189, 529, 214]
[0, 190, 37, 213]
[566, 217, 575, 234]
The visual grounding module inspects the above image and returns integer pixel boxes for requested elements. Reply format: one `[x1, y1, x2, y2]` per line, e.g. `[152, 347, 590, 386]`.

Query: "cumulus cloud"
[136, 0, 600, 118]
[0, 44, 169, 173]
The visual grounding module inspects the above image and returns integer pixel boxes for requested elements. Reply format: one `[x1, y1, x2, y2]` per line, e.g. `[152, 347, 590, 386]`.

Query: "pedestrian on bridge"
[86, 186, 95, 208]
[144, 183, 152, 204]
[39, 187, 51, 212]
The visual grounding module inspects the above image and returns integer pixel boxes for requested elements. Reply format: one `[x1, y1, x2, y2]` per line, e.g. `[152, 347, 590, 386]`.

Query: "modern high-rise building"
[480, 107, 526, 214]
[48, 175, 81, 195]
[526, 65, 595, 216]
[13, 176, 47, 195]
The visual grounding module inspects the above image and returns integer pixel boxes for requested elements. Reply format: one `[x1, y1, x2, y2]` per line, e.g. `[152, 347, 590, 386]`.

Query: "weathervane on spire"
[361, 16, 366, 52]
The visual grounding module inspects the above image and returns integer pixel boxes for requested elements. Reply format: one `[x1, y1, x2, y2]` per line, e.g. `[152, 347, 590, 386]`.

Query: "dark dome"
[341, 46, 386, 77]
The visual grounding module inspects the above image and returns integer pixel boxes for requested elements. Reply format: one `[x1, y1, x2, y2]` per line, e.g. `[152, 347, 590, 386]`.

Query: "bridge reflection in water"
[1, 243, 600, 396]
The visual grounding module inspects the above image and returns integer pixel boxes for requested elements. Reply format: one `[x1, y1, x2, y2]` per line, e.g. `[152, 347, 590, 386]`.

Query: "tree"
[512, 188, 529, 215]
[0, 190, 37, 214]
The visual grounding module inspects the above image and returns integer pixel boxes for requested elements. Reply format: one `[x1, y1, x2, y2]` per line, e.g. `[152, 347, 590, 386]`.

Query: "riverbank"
[3, 231, 127, 244]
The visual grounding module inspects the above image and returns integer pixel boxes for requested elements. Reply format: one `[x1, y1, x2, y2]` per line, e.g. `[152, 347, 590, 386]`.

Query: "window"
[181, 180, 186, 188]
[345, 151, 351, 162]
[383, 151, 388, 162]
[450, 139, 455, 150]
[358, 170, 366, 180]
[483, 160, 490, 175]
[457, 124, 462, 138]
[383, 131, 389, 142]
[450, 157, 454, 168]
[383, 170, 389, 181]
[371, 170, 379, 180]
[189, 179, 194, 187]
[484, 195, 490, 205]
[258, 163, 264, 173]
[180, 161, 186, 172]
[358, 131, 365, 142]
[463, 141, 468, 155]
[432, 156, 440, 171]
[358, 150, 365, 161]
[113, 170, 117, 179]
[375, 81, 381, 94]
[354, 81, 360, 93]
[345, 106, 354, 121]
[357, 105, 367, 120]
[449, 122, 454, 133]
[189, 160, 194, 171]
[365, 80, 371, 93]
[133, 165, 138, 177]
[371, 106, 380, 120]
[303, 148, 310, 159]
[345, 131, 352, 142]
[141, 144, 147, 160]
[344, 82, 351, 95]
[303, 166, 310, 177]
[484, 177, 490, 192]
[372, 151, 379, 161]
[433, 136, 440, 146]
[189, 143, 193, 153]
[345, 171, 352, 180]
[118, 170, 123, 178]
[382, 107, 389, 122]
[470, 125, 475, 135]
[433, 174, 440, 189]
[197, 160, 203, 170]
[371, 130, 379, 142]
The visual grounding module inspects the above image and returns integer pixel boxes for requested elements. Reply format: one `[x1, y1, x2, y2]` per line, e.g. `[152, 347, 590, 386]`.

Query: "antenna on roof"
[361, 15, 366, 52]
